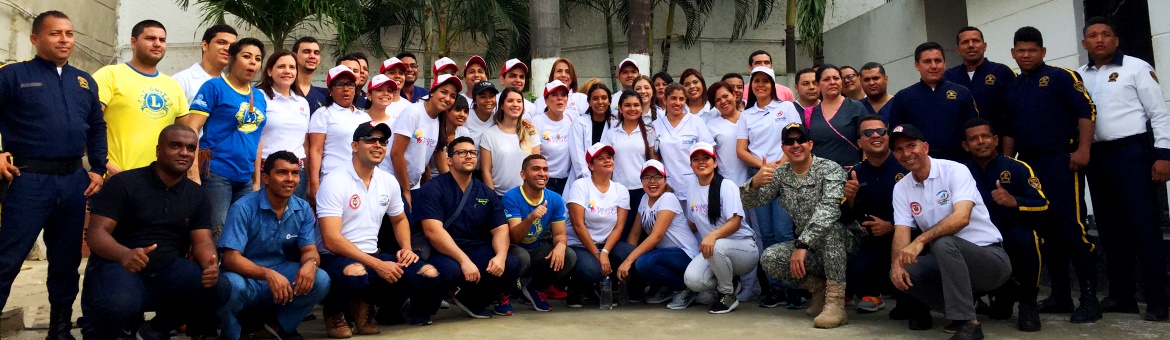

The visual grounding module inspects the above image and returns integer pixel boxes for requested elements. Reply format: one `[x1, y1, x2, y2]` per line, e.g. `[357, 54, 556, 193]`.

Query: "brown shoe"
[813, 279, 849, 329]
[323, 307, 352, 339]
[350, 299, 381, 335]
[802, 276, 826, 317]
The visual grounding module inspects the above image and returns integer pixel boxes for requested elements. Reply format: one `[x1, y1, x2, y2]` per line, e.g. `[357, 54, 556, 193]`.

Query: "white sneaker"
[646, 287, 674, 304]
[667, 290, 697, 310]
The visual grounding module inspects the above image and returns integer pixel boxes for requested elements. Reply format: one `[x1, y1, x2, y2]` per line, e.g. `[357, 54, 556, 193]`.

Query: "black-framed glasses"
[453, 149, 478, 158]
[782, 136, 811, 145]
[358, 135, 389, 146]
[843, 74, 857, 81]
[332, 81, 357, 89]
[862, 128, 888, 137]
[640, 174, 666, 181]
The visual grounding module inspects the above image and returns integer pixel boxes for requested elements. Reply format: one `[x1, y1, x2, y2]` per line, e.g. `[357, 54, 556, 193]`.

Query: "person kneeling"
[744, 124, 851, 328]
[501, 155, 577, 312]
[617, 160, 701, 310]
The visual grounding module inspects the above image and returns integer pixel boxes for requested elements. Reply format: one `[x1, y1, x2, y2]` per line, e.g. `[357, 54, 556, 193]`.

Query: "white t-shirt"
[707, 115, 750, 186]
[639, 192, 700, 258]
[261, 91, 311, 159]
[535, 91, 589, 117]
[172, 63, 217, 102]
[892, 158, 1002, 246]
[390, 102, 441, 190]
[480, 125, 541, 196]
[652, 114, 715, 201]
[565, 178, 631, 246]
[600, 123, 656, 189]
[308, 104, 372, 179]
[463, 111, 497, 145]
[736, 100, 802, 163]
[530, 112, 575, 178]
[685, 178, 753, 240]
[316, 165, 406, 254]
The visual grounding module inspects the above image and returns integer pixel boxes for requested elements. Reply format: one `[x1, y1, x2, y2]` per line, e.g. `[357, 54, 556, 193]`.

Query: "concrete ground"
[5, 259, 1170, 339]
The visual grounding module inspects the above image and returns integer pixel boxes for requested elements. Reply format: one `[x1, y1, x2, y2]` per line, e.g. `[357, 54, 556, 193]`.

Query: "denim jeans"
[570, 242, 635, 292]
[80, 257, 229, 339]
[204, 171, 255, 231]
[0, 170, 88, 310]
[510, 244, 577, 291]
[634, 248, 692, 291]
[430, 244, 521, 311]
[320, 253, 445, 317]
[219, 262, 329, 340]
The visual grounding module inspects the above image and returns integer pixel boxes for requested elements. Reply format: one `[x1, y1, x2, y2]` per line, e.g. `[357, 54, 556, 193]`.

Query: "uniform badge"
[77, 76, 89, 90]
[894, 173, 905, 182]
[349, 194, 361, 210]
[1108, 72, 1119, 82]
[984, 74, 996, 85]
[1152, 71, 1161, 84]
[999, 170, 1011, 183]
[945, 90, 957, 100]
[1073, 81, 1086, 93]
[1039, 76, 1050, 87]
[379, 195, 390, 206]
[1028, 177, 1042, 191]
[936, 190, 951, 205]
[910, 202, 922, 216]
[477, 198, 489, 205]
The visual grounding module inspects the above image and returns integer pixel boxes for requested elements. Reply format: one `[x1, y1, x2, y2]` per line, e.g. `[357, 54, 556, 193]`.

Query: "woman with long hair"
[531, 80, 577, 194]
[565, 143, 633, 307]
[679, 69, 712, 119]
[535, 58, 589, 117]
[257, 50, 310, 198]
[570, 82, 616, 183]
[601, 91, 658, 239]
[617, 160, 701, 310]
[651, 83, 715, 208]
[389, 74, 462, 204]
[651, 72, 674, 113]
[806, 64, 865, 167]
[480, 87, 542, 196]
[705, 81, 749, 186]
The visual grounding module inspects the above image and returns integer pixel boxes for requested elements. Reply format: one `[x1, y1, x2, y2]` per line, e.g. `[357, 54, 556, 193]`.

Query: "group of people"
[0, 9, 1166, 340]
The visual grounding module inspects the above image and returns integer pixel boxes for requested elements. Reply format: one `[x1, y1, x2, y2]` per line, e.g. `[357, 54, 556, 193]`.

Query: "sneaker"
[646, 287, 674, 304]
[667, 290, 698, 310]
[492, 294, 515, 316]
[408, 315, 432, 326]
[857, 296, 886, 314]
[566, 291, 584, 308]
[786, 295, 807, 310]
[544, 286, 569, 300]
[949, 321, 984, 340]
[451, 297, 492, 319]
[522, 285, 553, 312]
[709, 293, 740, 314]
[135, 321, 165, 340]
[759, 291, 784, 308]
[440, 300, 450, 309]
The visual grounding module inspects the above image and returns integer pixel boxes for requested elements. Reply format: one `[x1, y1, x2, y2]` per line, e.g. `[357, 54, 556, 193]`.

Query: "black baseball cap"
[353, 121, 392, 141]
[889, 124, 926, 144]
[781, 122, 808, 139]
[472, 81, 499, 97]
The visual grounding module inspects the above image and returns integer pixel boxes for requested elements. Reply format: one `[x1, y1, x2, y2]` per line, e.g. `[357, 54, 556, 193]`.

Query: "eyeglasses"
[453, 149, 478, 158]
[782, 136, 811, 145]
[640, 174, 666, 181]
[843, 74, 857, 81]
[862, 128, 888, 137]
[358, 135, 389, 146]
[332, 81, 357, 89]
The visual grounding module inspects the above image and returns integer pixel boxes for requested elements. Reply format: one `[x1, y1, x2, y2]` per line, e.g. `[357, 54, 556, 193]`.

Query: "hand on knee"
[343, 263, 367, 276]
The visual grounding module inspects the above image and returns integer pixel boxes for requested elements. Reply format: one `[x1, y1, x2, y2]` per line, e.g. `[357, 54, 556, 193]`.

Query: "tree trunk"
[530, 0, 560, 59]
[660, 4, 676, 73]
[785, 0, 796, 73]
[606, 14, 618, 90]
[627, 0, 652, 55]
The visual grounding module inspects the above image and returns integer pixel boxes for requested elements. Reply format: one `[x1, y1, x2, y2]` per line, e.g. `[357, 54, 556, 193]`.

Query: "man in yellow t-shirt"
[93, 20, 188, 175]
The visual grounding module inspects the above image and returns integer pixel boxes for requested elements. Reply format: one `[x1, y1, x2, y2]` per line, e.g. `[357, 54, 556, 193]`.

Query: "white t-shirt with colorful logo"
[565, 178, 631, 246]
[530, 112, 575, 178]
[685, 178, 754, 240]
[639, 192, 700, 258]
[390, 102, 440, 190]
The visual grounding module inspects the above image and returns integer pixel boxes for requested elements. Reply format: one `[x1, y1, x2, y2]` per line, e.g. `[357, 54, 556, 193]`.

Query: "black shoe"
[974, 297, 992, 316]
[1144, 306, 1169, 322]
[1100, 296, 1140, 314]
[907, 313, 932, 331]
[889, 306, 913, 320]
[1036, 295, 1074, 314]
[758, 291, 784, 308]
[47, 307, 75, 340]
[1017, 303, 1041, 332]
[566, 291, 584, 308]
[709, 293, 740, 314]
[943, 320, 967, 333]
[948, 321, 984, 340]
[265, 324, 305, 340]
[987, 295, 1015, 320]
[1070, 285, 1102, 324]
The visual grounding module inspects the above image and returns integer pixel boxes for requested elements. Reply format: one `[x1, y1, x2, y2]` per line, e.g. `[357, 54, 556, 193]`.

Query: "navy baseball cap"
[353, 121, 392, 141]
[889, 124, 926, 144]
[472, 81, 499, 97]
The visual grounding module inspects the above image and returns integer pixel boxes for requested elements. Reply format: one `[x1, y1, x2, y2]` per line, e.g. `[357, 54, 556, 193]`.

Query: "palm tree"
[655, 0, 775, 73]
[796, 0, 826, 66]
[564, 0, 626, 89]
[784, 0, 796, 73]
[175, 0, 363, 51]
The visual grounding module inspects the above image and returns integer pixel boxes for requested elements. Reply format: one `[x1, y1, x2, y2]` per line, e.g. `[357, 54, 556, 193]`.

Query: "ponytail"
[707, 171, 724, 225]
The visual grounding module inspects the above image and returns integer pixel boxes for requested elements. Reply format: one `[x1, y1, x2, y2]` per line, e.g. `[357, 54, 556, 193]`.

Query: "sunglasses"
[358, 135, 389, 146]
[862, 128, 888, 137]
[782, 136, 810, 146]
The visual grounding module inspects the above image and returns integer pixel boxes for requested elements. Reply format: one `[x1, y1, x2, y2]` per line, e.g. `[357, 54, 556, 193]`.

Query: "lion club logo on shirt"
[936, 190, 950, 205]
[139, 87, 171, 119]
[236, 102, 265, 133]
[910, 202, 922, 216]
[349, 194, 361, 210]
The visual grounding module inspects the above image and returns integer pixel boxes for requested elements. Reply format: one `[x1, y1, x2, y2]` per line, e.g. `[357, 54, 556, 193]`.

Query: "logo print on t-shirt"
[379, 195, 390, 206]
[413, 129, 437, 147]
[139, 87, 171, 119]
[690, 200, 708, 215]
[910, 202, 922, 216]
[542, 131, 567, 143]
[936, 190, 950, 205]
[236, 102, 265, 133]
[349, 194, 361, 210]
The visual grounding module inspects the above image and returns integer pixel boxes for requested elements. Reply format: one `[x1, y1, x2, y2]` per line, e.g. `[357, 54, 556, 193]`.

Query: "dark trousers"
[510, 244, 577, 291]
[80, 257, 229, 339]
[320, 253, 446, 317]
[547, 178, 568, 196]
[990, 225, 1043, 303]
[430, 244, 520, 311]
[846, 235, 893, 297]
[634, 248, 691, 291]
[1017, 150, 1098, 295]
[569, 243, 635, 292]
[904, 236, 1012, 320]
[0, 169, 88, 310]
[1088, 135, 1169, 309]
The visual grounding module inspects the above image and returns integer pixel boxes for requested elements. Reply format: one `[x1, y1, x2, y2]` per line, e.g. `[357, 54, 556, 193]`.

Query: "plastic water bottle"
[599, 277, 613, 310]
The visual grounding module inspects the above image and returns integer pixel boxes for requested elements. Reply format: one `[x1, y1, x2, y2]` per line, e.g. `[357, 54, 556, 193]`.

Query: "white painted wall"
[966, 0, 1085, 71]
[0, 0, 117, 72]
[823, 0, 888, 32]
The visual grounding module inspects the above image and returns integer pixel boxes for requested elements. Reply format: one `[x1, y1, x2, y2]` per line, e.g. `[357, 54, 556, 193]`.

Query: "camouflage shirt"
[741, 156, 851, 250]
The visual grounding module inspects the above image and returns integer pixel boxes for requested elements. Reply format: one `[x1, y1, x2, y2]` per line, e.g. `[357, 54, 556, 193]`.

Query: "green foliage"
[175, 0, 364, 52]
[796, 0, 826, 59]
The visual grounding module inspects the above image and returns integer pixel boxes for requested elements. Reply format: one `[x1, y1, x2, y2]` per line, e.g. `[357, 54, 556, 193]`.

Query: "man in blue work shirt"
[417, 136, 520, 318]
[888, 42, 980, 162]
[1077, 16, 1170, 321]
[0, 11, 108, 339]
[219, 151, 329, 340]
[858, 63, 893, 122]
[1002, 26, 1101, 324]
[944, 27, 1016, 133]
[962, 117, 1047, 332]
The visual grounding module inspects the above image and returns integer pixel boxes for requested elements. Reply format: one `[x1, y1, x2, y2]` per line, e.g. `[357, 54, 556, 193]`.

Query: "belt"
[1094, 133, 1149, 147]
[13, 158, 82, 175]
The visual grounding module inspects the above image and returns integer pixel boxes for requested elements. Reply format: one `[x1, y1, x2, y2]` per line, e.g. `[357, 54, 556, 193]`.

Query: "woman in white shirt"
[534, 58, 588, 117]
[652, 83, 715, 207]
[389, 74, 461, 205]
[651, 72, 673, 115]
[429, 95, 471, 177]
[570, 82, 616, 183]
[616, 160, 700, 310]
[531, 80, 576, 194]
[480, 87, 541, 196]
[632, 76, 658, 125]
[565, 143, 632, 307]
[601, 91, 658, 241]
[682, 142, 759, 314]
[307, 65, 367, 202]
[680, 68, 712, 119]
[705, 81, 749, 186]
[257, 51, 311, 198]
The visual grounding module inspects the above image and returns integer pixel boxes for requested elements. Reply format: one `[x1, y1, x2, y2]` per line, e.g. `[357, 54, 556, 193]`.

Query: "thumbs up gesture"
[991, 180, 1017, 208]
[751, 156, 778, 188]
[529, 200, 549, 220]
[121, 244, 157, 273]
[844, 171, 860, 203]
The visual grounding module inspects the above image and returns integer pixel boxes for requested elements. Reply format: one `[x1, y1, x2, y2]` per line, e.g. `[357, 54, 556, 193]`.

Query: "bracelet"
[597, 248, 609, 255]
[302, 259, 318, 267]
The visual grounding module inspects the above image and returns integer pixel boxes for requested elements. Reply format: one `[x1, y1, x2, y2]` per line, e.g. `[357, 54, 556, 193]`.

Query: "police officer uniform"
[1002, 62, 1100, 316]
[945, 59, 1017, 132]
[1078, 53, 1170, 317]
[887, 80, 980, 161]
[0, 56, 107, 326]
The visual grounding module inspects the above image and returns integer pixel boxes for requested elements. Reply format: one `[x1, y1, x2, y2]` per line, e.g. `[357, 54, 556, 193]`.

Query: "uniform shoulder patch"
[984, 74, 996, 85]
[78, 76, 89, 90]
[946, 90, 957, 100]
[999, 170, 1011, 184]
[1073, 81, 1086, 93]
[1152, 71, 1160, 84]
[894, 172, 905, 182]
[1027, 177, 1042, 191]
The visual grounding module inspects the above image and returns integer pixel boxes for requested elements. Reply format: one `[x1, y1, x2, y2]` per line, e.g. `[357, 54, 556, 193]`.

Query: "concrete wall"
[1149, 0, 1170, 106]
[965, 0, 1085, 71]
[822, 0, 933, 91]
[0, 0, 117, 73]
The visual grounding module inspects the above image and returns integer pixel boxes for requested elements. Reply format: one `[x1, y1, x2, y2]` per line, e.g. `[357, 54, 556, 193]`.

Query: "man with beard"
[944, 27, 1016, 132]
[858, 63, 893, 122]
[292, 36, 328, 113]
[173, 24, 237, 102]
[397, 52, 430, 103]
[94, 20, 189, 176]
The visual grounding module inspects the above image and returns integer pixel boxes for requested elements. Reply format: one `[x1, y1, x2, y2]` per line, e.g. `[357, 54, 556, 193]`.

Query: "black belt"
[1094, 133, 1150, 147]
[13, 158, 82, 175]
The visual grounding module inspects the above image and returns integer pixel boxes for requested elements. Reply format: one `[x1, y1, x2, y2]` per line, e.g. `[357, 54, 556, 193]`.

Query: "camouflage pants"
[760, 233, 849, 286]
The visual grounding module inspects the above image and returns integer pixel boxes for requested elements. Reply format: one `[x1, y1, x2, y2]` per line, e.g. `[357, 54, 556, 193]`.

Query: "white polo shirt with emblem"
[1077, 55, 1170, 148]
[892, 157, 1002, 246]
[316, 165, 406, 254]
[308, 103, 371, 179]
[652, 113, 715, 201]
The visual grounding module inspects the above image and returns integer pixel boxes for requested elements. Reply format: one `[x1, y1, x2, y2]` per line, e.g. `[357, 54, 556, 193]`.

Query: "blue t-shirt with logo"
[501, 186, 567, 250]
[190, 77, 268, 182]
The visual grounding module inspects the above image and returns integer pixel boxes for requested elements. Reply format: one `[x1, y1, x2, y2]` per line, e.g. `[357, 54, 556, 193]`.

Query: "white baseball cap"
[749, 66, 775, 81]
[430, 74, 464, 93]
[380, 57, 405, 74]
[501, 58, 529, 76]
[641, 159, 666, 176]
[619, 58, 640, 72]
[689, 141, 717, 159]
[586, 142, 615, 163]
[543, 80, 570, 99]
[433, 57, 458, 75]
[327, 65, 356, 87]
[367, 74, 399, 92]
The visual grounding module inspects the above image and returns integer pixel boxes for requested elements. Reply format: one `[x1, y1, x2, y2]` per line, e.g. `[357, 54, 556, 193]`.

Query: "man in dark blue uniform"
[962, 118, 1046, 332]
[888, 42, 980, 161]
[1002, 26, 1101, 324]
[0, 11, 108, 340]
[944, 27, 1016, 133]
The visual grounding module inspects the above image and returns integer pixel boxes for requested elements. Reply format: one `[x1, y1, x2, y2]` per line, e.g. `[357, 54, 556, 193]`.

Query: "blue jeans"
[570, 242, 635, 292]
[0, 170, 88, 310]
[320, 253, 444, 317]
[430, 244, 520, 311]
[204, 171, 255, 230]
[219, 262, 329, 340]
[80, 257, 229, 339]
[634, 248, 692, 291]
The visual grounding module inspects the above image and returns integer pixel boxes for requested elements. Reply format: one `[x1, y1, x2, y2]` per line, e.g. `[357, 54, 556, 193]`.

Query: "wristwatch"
[794, 241, 810, 250]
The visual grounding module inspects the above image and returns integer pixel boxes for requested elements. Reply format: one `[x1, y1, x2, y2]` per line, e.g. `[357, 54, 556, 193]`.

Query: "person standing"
[679, 69, 712, 118]
[888, 42, 980, 161]
[173, 24, 238, 102]
[461, 55, 489, 104]
[859, 62, 893, 122]
[480, 87, 542, 196]
[1077, 16, 1170, 321]
[498, 59, 538, 118]
[534, 58, 589, 117]
[390, 74, 461, 205]
[806, 65, 865, 167]
[741, 50, 796, 102]
[306, 65, 365, 202]
[652, 84, 715, 206]
[839, 66, 864, 101]
[257, 50, 311, 199]
[706, 82, 749, 186]
[1002, 26, 1101, 324]
[531, 80, 577, 194]
[944, 27, 1016, 132]
[396, 52, 430, 103]
[0, 11, 108, 339]
[611, 58, 642, 108]
[292, 37, 328, 114]
[465, 81, 500, 144]
[793, 68, 821, 113]
[94, 20, 189, 175]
